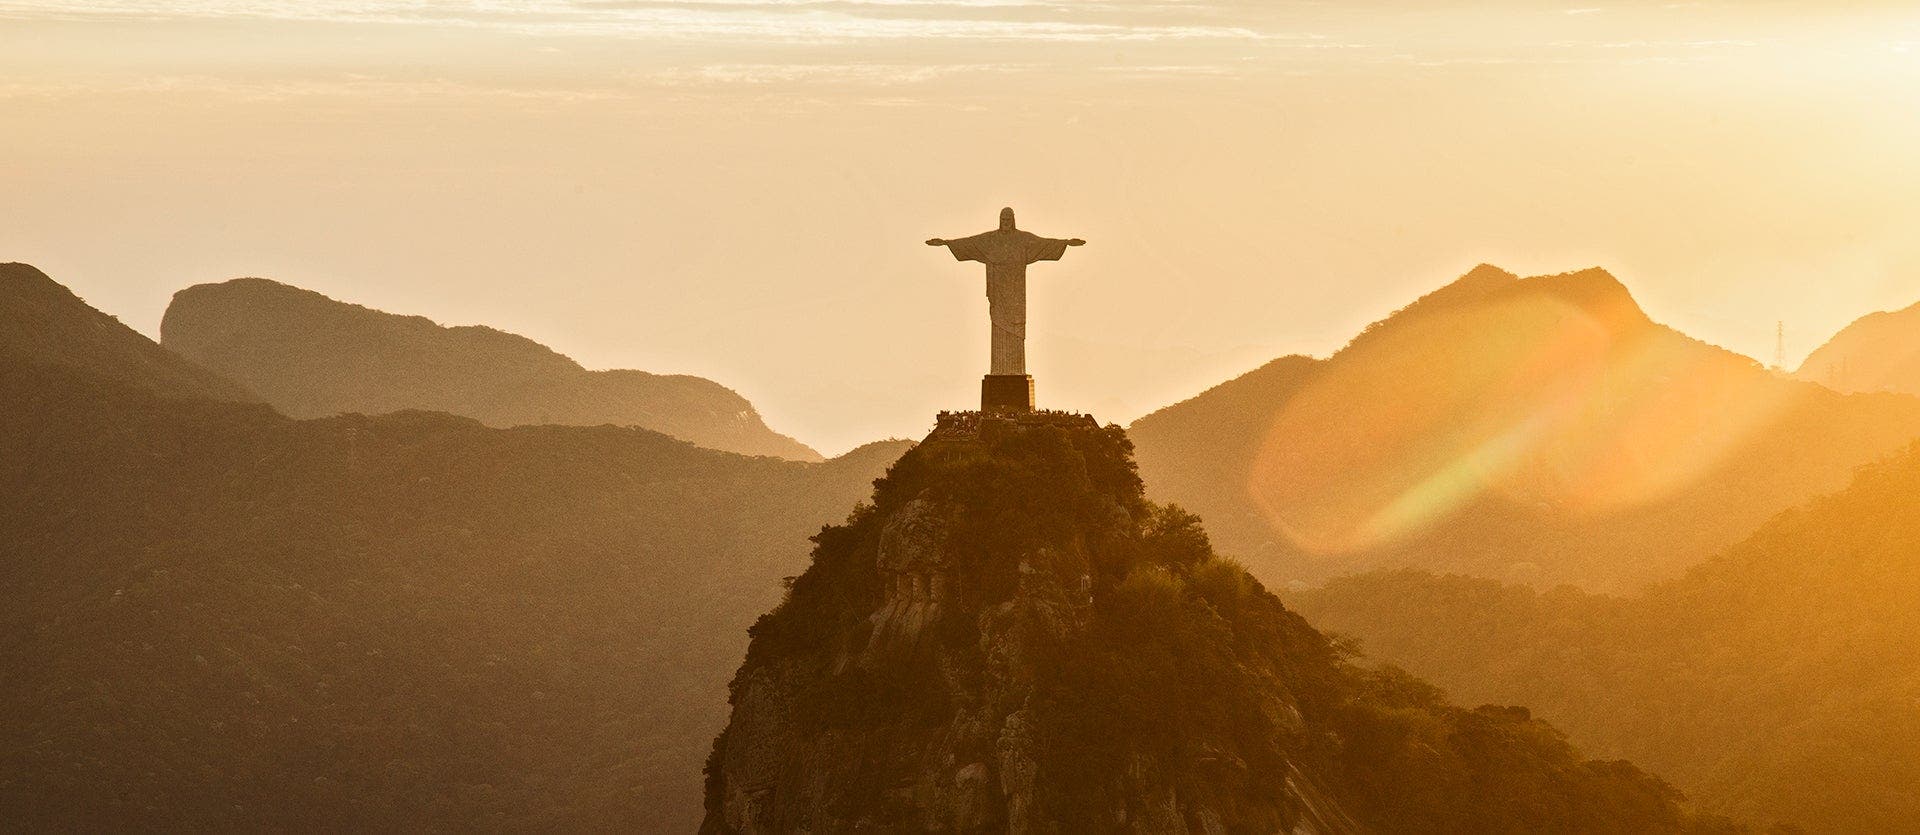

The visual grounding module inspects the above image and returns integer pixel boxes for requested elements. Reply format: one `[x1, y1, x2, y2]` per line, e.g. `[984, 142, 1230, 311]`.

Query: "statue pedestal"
[981, 375, 1034, 414]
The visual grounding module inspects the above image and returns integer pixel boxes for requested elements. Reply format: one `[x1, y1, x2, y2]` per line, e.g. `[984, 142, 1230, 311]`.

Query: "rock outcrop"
[702, 415, 1735, 833]
[858, 497, 963, 666]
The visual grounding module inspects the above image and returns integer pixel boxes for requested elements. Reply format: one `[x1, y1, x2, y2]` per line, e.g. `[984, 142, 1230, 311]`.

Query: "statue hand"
[925, 238, 946, 246]
[1067, 239, 1086, 246]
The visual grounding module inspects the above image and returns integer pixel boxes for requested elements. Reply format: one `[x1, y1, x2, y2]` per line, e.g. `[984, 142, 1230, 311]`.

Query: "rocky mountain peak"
[1343, 264, 1649, 361]
[702, 416, 1725, 833]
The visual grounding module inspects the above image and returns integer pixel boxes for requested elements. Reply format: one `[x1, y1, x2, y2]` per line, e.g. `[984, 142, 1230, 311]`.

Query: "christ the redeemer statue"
[927, 207, 1084, 413]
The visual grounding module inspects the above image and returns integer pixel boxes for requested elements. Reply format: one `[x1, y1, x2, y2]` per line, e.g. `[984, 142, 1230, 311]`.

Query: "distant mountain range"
[1291, 439, 1920, 831]
[1130, 264, 1920, 592]
[14, 255, 1920, 831]
[0, 265, 899, 830]
[161, 277, 821, 461]
[1796, 298, 1920, 397]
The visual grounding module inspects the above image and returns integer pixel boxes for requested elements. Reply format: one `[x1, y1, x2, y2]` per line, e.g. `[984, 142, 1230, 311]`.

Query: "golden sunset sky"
[5, 1, 1920, 453]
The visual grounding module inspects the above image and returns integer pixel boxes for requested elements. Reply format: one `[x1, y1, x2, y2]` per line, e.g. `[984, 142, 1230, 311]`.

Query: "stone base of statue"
[981, 374, 1034, 414]
[929, 409, 1098, 443]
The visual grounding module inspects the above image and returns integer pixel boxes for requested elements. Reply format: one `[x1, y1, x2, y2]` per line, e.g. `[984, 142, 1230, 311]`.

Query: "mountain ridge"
[0, 262, 255, 403]
[0, 269, 903, 829]
[1795, 298, 1920, 395]
[1130, 264, 1920, 592]
[1342, 265, 1650, 355]
[161, 276, 823, 461]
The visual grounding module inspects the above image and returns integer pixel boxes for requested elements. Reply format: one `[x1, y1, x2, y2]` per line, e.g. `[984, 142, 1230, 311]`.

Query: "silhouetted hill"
[0, 272, 905, 829]
[1292, 441, 1920, 831]
[1795, 299, 1920, 395]
[161, 277, 822, 461]
[0, 262, 253, 402]
[702, 417, 1739, 833]
[1131, 265, 1920, 591]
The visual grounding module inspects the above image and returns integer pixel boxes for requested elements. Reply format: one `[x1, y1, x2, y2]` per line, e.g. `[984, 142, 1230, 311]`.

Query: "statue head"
[999, 207, 1015, 230]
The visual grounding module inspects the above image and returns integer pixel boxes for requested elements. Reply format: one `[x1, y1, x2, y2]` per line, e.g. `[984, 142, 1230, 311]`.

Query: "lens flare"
[1248, 274, 1801, 557]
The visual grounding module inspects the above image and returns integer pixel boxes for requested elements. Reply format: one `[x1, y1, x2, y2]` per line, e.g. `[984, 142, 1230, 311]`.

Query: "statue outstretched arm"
[929, 232, 992, 263]
[1024, 235, 1083, 263]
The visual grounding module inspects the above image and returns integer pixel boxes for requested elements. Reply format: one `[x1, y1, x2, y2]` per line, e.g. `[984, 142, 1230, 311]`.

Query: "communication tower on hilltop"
[1772, 321, 1786, 373]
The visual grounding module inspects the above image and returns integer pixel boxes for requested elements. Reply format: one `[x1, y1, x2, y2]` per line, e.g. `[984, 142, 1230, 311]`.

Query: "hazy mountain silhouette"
[702, 417, 1738, 833]
[1795, 299, 1920, 396]
[161, 277, 822, 461]
[0, 269, 902, 829]
[1, 262, 254, 402]
[1291, 440, 1920, 831]
[1131, 264, 1920, 591]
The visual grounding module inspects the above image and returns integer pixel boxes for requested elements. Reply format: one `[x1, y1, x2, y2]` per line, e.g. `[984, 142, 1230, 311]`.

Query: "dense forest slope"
[1131, 265, 1920, 591]
[1796, 299, 1920, 396]
[1291, 444, 1920, 831]
[0, 271, 903, 829]
[702, 417, 1738, 833]
[1, 263, 254, 402]
[162, 277, 821, 460]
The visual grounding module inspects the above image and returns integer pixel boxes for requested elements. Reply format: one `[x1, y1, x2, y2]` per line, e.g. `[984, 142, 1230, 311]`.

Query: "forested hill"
[1130, 264, 1920, 592]
[1290, 443, 1920, 831]
[161, 276, 822, 461]
[0, 271, 906, 829]
[0, 262, 254, 402]
[1795, 298, 1920, 396]
[703, 417, 1740, 833]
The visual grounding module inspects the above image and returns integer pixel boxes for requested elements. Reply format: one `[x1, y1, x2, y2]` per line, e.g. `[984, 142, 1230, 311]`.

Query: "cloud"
[0, 0, 1288, 43]
[0, 74, 631, 102]
[642, 61, 1028, 84]
[3, 0, 1901, 87]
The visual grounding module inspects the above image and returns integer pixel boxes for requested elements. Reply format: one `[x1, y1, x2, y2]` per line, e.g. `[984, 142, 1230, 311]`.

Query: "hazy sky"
[6, 1, 1920, 454]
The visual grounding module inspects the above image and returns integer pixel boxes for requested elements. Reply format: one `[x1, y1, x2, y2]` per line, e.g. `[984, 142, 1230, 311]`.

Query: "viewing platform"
[928, 409, 1101, 442]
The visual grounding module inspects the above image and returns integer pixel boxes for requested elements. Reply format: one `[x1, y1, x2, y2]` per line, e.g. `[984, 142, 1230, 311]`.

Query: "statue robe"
[938, 229, 1072, 376]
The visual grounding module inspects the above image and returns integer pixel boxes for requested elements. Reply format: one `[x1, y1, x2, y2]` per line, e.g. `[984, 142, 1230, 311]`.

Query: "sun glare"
[1247, 273, 1804, 556]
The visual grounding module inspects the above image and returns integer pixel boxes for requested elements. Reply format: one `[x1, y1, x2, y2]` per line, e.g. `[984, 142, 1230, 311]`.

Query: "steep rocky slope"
[162, 277, 820, 460]
[702, 416, 1738, 833]
[1131, 265, 1920, 591]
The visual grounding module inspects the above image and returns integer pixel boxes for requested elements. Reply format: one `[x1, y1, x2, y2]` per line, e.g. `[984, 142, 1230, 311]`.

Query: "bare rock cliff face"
[714, 500, 1101, 830]
[701, 419, 1729, 833]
